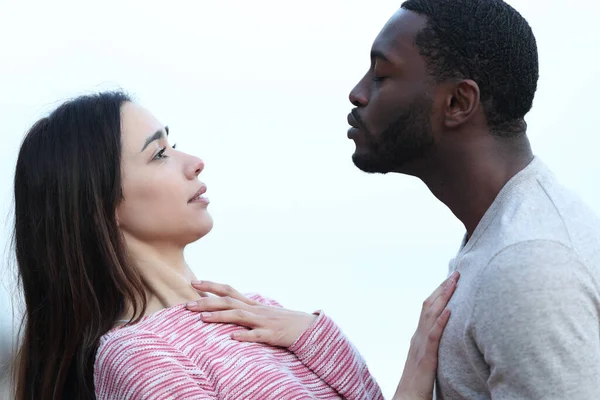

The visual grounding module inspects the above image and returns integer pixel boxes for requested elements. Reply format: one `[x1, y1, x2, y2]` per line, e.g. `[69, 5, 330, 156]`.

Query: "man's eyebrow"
[140, 126, 168, 152]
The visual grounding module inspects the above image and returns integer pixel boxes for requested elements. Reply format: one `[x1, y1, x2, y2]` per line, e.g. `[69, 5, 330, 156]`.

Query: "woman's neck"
[122, 236, 201, 320]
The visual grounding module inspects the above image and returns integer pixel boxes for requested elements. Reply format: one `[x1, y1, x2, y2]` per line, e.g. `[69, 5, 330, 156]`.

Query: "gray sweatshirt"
[435, 157, 600, 399]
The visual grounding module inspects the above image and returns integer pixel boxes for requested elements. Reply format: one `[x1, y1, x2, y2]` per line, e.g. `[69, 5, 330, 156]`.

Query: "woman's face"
[116, 102, 213, 247]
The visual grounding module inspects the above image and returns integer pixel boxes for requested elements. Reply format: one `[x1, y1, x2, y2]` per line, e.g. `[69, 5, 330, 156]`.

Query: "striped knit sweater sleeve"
[254, 294, 384, 400]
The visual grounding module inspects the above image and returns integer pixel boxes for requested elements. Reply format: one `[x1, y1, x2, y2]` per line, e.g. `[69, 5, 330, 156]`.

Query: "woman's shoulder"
[95, 305, 206, 379]
[94, 307, 215, 397]
[97, 305, 194, 356]
[97, 321, 174, 365]
[95, 295, 283, 366]
[94, 326, 174, 388]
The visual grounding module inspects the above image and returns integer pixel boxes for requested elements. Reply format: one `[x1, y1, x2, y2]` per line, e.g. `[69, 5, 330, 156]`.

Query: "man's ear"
[443, 79, 480, 129]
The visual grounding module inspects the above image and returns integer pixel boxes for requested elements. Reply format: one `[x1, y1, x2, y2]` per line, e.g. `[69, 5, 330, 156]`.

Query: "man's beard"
[352, 96, 434, 174]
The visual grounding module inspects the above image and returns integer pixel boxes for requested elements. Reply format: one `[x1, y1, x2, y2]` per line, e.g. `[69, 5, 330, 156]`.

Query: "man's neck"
[417, 135, 533, 237]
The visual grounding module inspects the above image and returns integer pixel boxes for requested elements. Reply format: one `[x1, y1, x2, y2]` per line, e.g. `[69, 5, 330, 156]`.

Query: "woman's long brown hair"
[13, 92, 147, 399]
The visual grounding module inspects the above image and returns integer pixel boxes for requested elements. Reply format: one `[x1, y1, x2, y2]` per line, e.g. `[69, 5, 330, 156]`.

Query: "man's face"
[348, 9, 436, 174]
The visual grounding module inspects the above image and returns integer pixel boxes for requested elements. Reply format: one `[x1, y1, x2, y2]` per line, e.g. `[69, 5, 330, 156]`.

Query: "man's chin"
[351, 153, 393, 174]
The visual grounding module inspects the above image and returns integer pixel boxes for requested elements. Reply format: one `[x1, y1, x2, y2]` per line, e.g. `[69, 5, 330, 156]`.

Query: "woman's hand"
[186, 281, 317, 348]
[393, 271, 459, 400]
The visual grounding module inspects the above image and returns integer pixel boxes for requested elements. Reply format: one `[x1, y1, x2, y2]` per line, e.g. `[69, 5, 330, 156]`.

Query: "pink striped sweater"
[94, 294, 384, 399]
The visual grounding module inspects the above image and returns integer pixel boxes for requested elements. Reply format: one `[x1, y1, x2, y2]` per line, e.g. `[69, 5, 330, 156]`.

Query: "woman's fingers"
[190, 280, 260, 306]
[232, 328, 271, 344]
[200, 309, 263, 328]
[426, 308, 451, 356]
[427, 272, 459, 319]
[418, 272, 459, 330]
[421, 271, 457, 312]
[411, 307, 451, 380]
[186, 295, 249, 312]
[392, 273, 459, 400]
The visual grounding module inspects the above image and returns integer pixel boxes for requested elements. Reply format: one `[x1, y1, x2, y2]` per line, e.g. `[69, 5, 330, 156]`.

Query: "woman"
[13, 91, 458, 399]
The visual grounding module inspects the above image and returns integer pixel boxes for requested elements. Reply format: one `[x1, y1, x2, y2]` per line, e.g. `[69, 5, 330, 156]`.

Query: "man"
[347, 0, 600, 398]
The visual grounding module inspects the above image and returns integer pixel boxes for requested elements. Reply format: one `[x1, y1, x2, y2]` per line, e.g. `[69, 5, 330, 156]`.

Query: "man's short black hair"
[401, 0, 539, 136]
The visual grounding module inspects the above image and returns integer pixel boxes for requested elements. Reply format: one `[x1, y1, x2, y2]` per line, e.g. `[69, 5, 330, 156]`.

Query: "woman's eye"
[153, 147, 168, 160]
[152, 143, 177, 161]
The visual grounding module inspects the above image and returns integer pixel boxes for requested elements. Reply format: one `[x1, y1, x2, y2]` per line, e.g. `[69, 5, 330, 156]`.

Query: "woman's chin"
[188, 216, 214, 242]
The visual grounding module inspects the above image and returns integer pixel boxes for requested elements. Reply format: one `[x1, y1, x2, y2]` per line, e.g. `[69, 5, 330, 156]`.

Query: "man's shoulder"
[483, 167, 600, 263]
[472, 240, 600, 309]
[464, 239, 600, 348]
[485, 239, 582, 275]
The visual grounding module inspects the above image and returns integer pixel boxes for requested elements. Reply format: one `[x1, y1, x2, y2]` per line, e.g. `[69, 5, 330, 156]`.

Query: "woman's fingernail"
[201, 312, 212, 318]
[443, 276, 453, 288]
[191, 280, 202, 286]
[186, 301, 197, 307]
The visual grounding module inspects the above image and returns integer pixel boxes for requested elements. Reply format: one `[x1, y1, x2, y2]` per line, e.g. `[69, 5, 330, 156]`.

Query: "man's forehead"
[371, 9, 427, 61]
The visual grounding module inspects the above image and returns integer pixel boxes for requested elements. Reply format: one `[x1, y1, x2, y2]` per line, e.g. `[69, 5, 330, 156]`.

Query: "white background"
[1, 0, 599, 396]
